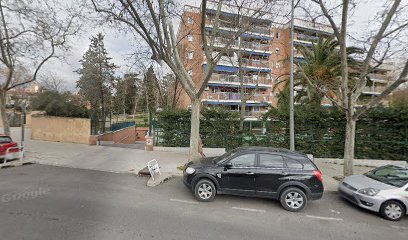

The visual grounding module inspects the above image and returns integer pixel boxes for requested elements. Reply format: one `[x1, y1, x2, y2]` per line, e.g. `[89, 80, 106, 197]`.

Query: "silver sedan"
[338, 165, 408, 221]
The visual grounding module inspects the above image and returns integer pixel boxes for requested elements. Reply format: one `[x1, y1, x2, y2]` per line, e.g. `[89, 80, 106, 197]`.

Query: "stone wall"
[31, 116, 91, 144]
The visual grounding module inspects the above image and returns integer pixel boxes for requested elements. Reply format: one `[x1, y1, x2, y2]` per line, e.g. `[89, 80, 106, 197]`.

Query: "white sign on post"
[147, 159, 161, 181]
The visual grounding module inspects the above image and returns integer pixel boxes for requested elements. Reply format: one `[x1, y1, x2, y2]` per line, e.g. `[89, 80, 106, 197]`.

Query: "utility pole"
[20, 102, 27, 148]
[289, 0, 295, 151]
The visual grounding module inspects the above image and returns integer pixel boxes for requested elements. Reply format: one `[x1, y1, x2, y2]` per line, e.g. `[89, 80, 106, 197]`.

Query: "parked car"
[183, 147, 324, 212]
[339, 165, 408, 221]
[0, 135, 20, 163]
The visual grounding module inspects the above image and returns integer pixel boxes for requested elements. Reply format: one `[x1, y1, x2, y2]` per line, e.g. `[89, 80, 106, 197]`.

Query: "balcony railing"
[210, 37, 270, 52]
[296, 33, 319, 42]
[209, 55, 270, 69]
[362, 86, 386, 94]
[241, 58, 269, 68]
[210, 73, 272, 85]
[203, 92, 272, 102]
[368, 73, 390, 83]
[206, 19, 271, 36]
[240, 40, 270, 52]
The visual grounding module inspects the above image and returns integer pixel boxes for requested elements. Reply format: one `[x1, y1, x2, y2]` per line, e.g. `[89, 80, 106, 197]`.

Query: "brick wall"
[98, 126, 149, 144]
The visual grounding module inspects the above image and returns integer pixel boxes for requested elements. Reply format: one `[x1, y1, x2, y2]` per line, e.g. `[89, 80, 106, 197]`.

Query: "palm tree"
[273, 37, 362, 106]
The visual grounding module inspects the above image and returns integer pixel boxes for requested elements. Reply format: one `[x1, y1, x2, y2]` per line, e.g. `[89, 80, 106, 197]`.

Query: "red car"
[0, 135, 20, 163]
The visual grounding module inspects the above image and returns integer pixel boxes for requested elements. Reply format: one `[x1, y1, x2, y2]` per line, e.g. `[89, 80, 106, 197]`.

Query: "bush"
[155, 106, 408, 161]
[32, 91, 89, 118]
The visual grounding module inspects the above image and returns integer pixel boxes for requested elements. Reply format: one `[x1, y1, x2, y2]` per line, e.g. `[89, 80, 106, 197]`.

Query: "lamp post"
[289, 0, 295, 151]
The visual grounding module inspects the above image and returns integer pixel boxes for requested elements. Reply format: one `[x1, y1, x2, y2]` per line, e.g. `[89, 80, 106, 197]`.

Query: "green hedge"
[154, 106, 408, 161]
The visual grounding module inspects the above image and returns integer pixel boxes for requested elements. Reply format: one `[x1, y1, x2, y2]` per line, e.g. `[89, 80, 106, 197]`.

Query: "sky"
[37, 0, 400, 91]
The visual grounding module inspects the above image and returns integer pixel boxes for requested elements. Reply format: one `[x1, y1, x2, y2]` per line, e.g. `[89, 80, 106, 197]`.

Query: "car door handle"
[246, 172, 255, 175]
[281, 171, 288, 175]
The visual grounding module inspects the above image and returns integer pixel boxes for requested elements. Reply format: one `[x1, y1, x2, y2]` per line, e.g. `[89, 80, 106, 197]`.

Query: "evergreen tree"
[76, 33, 117, 133]
[113, 73, 139, 117]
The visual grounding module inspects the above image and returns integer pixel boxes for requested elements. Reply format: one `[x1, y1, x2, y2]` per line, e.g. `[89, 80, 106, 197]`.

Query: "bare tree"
[39, 72, 66, 92]
[0, 0, 83, 135]
[308, 0, 408, 176]
[91, 0, 278, 160]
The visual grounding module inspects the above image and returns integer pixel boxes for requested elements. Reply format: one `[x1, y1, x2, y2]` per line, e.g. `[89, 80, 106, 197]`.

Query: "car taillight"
[313, 170, 323, 182]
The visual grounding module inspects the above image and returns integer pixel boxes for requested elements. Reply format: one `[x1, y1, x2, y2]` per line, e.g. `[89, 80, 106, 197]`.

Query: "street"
[0, 164, 406, 240]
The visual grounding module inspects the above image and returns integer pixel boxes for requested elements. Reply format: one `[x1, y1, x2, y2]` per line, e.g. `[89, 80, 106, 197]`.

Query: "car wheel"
[280, 187, 308, 212]
[194, 179, 216, 202]
[380, 200, 405, 221]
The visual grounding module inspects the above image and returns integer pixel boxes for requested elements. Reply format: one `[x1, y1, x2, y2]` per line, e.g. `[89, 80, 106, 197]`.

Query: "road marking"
[231, 207, 266, 213]
[330, 209, 341, 214]
[306, 215, 343, 221]
[169, 198, 199, 205]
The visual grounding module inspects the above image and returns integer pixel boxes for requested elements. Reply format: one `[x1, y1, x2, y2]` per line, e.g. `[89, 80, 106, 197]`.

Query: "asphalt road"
[0, 164, 406, 240]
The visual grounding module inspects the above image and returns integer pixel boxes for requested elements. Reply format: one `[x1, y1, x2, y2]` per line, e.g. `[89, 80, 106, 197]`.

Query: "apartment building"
[176, 1, 393, 117]
[177, 1, 284, 120]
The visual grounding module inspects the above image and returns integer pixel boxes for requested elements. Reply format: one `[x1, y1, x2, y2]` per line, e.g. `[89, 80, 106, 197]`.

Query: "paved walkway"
[6, 127, 373, 191]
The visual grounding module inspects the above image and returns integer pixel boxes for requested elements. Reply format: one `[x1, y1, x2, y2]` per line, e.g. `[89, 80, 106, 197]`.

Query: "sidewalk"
[313, 160, 373, 191]
[6, 127, 373, 191]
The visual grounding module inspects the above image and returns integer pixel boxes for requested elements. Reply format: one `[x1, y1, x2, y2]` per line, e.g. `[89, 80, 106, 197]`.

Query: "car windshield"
[214, 149, 240, 164]
[0, 136, 11, 144]
[365, 165, 408, 187]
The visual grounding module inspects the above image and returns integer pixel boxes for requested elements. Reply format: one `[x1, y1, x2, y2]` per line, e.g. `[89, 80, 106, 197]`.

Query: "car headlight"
[358, 188, 380, 196]
[185, 167, 195, 174]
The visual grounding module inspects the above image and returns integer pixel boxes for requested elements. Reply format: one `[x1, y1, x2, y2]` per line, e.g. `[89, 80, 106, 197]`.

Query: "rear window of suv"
[285, 156, 317, 170]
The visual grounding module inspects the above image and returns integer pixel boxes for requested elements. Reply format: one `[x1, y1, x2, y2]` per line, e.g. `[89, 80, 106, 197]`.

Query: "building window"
[271, 61, 274, 68]
[276, 62, 280, 69]
[275, 47, 280, 54]
[188, 51, 194, 60]
[188, 70, 193, 76]
[254, 106, 260, 112]
[188, 34, 193, 41]
[276, 32, 280, 39]
[188, 16, 193, 24]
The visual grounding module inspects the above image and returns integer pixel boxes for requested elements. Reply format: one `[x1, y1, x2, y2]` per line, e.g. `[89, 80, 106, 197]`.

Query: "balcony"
[203, 92, 273, 102]
[362, 86, 386, 95]
[210, 37, 271, 53]
[241, 58, 269, 68]
[205, 19, 272, 37]
[210, 73, 272, 85]
[293, 18, 333, 35]
[240, 40, 270, 52]
[296, 33, 319, 42]
[368, 73, 390, 83]
[206, 55, 271, 71]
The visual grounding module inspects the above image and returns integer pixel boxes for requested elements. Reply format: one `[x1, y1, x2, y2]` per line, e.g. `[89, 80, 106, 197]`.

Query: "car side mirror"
[225, 162, 233, 169]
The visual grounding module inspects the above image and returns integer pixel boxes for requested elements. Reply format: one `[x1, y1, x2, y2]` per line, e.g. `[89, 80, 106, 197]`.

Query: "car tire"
[380, 200, 405, 221]
[194, 179, 216, 202]
[280, 187, 308, 212]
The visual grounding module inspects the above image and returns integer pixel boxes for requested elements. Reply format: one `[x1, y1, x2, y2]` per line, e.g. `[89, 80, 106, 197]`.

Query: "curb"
[146, 173, 173, 187]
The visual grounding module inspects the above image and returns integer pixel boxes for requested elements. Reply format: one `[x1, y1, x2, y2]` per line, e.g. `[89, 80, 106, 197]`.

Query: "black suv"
[183, 147, 324, 211]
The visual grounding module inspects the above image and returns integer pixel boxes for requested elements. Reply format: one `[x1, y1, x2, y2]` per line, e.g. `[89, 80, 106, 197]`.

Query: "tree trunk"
[189, 98, 201, 161]
[172, 79, 179, 109]
[239, 101, 246, 130]
[0, 90, 10, 135]
[133, 96, 139, 120]
[343, 111, 356, 176]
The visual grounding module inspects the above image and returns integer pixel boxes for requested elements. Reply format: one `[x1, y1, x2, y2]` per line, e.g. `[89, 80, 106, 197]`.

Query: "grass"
[177, 165, 186, 171]
[332, 175, 345, 182]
